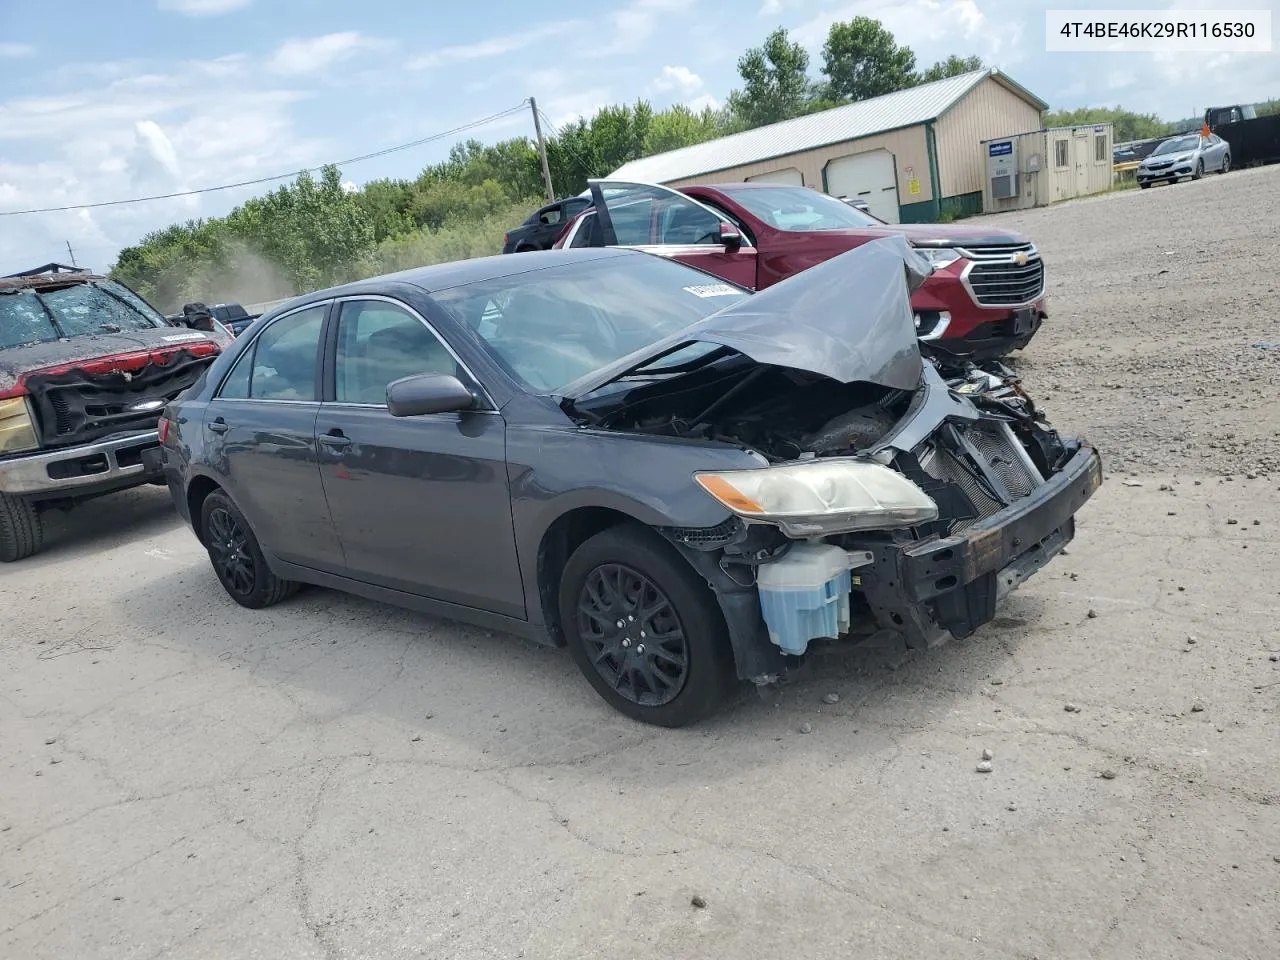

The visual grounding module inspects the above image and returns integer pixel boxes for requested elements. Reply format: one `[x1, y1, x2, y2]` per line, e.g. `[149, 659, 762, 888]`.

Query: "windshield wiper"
[624, 345, 735, 379]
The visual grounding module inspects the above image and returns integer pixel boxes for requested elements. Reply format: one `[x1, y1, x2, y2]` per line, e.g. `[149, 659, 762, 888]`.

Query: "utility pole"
[65, 241, 78, 268]
[530, 97, 555, 203]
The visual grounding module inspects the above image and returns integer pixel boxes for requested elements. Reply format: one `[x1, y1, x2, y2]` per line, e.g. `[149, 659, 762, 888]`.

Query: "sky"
[0, 0, 1276, 275]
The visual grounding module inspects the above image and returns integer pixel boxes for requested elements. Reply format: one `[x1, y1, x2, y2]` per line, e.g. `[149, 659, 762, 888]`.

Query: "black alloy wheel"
[577, 562, 689, 707]
[200, 490, 298, 609]
[559, 526, 734, 727]
[206, 505, 254, 597]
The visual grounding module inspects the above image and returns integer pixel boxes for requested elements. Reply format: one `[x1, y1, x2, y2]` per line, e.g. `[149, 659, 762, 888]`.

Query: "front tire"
[1220, 153, 1231, 174]
[1193, 158, 1204, 180]
[0, 492, 43, 562]
[559, 526, 734, 727]
[200, 490, 298, 608]
[1139, 181, 1150, 189]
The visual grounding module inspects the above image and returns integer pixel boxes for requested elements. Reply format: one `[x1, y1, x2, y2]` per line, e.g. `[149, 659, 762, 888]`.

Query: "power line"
[536, 108, 594, 179]
[0, 102, 532, 218]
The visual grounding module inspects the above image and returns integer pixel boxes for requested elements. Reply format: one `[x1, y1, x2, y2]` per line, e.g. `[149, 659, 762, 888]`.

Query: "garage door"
[745, 167, 804, 186]
[824, 150, 899, 223]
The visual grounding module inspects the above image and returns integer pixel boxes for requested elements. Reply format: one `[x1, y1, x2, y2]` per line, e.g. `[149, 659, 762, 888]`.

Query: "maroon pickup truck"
[553, 180, 1047, 360]
[1, 269, 226, 561]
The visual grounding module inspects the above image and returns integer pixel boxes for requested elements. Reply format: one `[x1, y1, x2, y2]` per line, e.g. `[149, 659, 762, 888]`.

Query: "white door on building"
[824, 150, 899, 223]
[1073, 134, 1090, 196]
[745, 167, 804, 186]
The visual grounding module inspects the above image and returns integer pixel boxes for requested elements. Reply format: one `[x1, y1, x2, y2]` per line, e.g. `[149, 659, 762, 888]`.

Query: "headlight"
[694, 459, 938, 537]
[0, 396, 39, 455]
[914, 248, 963, 270]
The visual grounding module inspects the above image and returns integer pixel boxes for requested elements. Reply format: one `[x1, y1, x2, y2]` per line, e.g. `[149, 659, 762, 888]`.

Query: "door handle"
[319, 429, 351, 449]
[208, 417, 229, 434]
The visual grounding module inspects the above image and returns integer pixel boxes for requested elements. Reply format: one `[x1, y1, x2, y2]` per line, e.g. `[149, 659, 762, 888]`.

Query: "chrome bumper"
[0, 431, 161, 495]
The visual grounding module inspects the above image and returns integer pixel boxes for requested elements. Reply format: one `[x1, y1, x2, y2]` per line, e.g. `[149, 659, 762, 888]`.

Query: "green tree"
[644, 104, 727, 154]
[919, 54, 984, 83]
[1043, 106, 1172, 142]
[820, 17, 917, 103]
[726, 28, 813, 129]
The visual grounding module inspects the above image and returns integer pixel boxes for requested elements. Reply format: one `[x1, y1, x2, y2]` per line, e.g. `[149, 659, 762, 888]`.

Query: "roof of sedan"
[285, 248, 638, 308]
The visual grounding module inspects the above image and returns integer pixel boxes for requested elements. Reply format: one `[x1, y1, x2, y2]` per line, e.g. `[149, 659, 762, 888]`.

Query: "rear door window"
[216, 305, 325, 401]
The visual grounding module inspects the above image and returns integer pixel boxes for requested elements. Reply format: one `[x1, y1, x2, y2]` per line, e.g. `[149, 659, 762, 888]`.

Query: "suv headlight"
[0, 397, 39, 455]
[695, 459, 938, 537]
[914, 248, 963, 270]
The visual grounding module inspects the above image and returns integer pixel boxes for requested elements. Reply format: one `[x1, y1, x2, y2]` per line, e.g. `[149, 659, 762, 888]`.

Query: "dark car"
[502, 197, 594, 253]
[1, 270, 226, 561]
[555, 180, 1048, 360]
[161, 242, 1101, 726]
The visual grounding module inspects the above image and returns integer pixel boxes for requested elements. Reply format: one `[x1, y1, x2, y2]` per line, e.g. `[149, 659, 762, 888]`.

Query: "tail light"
[503, 232, 510, 244]
[158, 415, 173, 445]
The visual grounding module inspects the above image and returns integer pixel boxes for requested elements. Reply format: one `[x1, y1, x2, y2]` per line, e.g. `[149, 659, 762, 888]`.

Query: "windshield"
[1153, 136, 1200, 156]
[0, 281, 164, 349]
[433, 254, 749, 393]
[722, 186, 883, 231]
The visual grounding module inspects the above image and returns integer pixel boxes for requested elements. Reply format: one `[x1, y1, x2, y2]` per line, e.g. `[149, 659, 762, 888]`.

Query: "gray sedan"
[160, 242, 1100, 726]
[1137, 133, 1231, 187]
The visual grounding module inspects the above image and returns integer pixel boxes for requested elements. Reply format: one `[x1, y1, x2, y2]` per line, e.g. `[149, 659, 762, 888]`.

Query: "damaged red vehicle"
[0, 268, 227, 561]
[554, 180, 1047, 360]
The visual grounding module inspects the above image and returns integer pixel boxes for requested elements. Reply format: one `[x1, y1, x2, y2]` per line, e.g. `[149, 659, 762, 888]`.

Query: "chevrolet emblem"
[1013, 251, 1028, 266]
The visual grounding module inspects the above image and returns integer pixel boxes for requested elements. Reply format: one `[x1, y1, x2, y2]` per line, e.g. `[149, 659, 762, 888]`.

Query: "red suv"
[554, 180, 1047, 359]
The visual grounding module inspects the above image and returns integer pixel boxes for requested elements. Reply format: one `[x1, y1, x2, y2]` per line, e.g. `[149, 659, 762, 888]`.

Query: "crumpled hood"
[0, 327, 225, 395]
[559, 235, 933, 399]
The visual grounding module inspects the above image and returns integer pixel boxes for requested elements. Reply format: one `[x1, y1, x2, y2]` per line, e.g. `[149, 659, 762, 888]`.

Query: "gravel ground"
[3, 167, 1280, 960]
[989, 163, 1280, 476]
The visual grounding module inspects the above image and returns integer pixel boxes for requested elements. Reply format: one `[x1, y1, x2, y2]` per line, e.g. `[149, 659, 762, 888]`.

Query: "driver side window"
[333, 300, 460, 406]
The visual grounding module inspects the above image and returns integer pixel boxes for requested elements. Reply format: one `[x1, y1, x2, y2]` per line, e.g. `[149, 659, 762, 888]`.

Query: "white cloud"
[131, 121, 182, 184]
[686, 93, 721, 112]
[652, 65, 705, 96]
[408, 21, 582, 70]
[0, 42, 35, 59]
[0, 54, 330, 274]
[157, 0, 252, 15]
[268, 32, 372, 76]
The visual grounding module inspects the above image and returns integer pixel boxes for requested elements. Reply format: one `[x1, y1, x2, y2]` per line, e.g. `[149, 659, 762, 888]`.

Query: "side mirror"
[719, 222, 743, 250]
[386, 374, 477, 417]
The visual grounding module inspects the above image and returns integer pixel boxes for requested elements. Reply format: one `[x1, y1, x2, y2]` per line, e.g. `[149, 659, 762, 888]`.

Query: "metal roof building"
[609, 68, 1056, 223]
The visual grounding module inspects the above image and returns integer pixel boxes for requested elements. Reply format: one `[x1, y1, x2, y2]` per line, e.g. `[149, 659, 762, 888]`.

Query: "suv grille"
[959, 243, 1045, 307]
[25, 349, 216, 449]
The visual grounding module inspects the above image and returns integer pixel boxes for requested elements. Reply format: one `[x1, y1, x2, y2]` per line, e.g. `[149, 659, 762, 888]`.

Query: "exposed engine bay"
[566, 351, 1072, 489]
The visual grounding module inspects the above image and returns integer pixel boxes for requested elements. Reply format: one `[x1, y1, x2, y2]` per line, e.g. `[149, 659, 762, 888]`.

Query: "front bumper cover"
[0, 430, 163, 498]
[857, 444, 1102, 647]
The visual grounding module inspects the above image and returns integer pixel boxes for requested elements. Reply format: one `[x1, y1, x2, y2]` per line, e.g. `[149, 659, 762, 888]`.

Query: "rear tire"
[1139, 182, 1150, 189]
[200, 490, 298, 608]
[559, 525, 735, 727]
[0, 492, 43, 562]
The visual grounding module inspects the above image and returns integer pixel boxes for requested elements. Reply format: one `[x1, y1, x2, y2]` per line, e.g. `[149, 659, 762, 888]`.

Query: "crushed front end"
[559, 238, 1101, 683]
